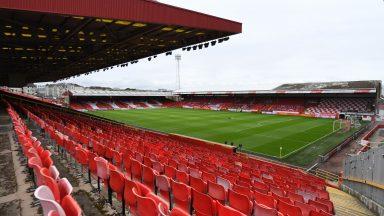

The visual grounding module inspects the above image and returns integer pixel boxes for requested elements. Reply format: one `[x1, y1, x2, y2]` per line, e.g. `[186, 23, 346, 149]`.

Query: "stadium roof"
[176, 81, 381, 96]
[274, 80, 381, 91]
[0, 0, 242, 86]
[68, 89, 173, 97]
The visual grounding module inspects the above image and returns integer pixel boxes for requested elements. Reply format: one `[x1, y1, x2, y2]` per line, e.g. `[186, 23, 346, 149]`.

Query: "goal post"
[333, 119, 352, 133]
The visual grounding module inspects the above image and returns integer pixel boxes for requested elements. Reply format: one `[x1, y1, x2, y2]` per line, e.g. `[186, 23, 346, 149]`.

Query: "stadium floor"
[90, 108, 335, 159]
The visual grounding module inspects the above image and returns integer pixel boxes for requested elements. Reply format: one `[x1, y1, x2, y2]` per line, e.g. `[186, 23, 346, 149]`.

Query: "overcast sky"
[49, 0, 384, 91]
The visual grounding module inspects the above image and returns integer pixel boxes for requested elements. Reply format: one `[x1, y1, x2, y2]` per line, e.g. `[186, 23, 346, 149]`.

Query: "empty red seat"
[217, 176, 232, 191]
[110, 169, 126, 214]
[131, 159, 143, 182]
[171, 179, 192, 213]
[155, 174, 171, 204]
[208, 181, 227, 204]
[228, 189, 253, 215]
[192, 189, 217, 216]
[309, 210, 333, 216]
[202, 171, 216, 183]
[315, 198, 334, 214]
[217, 201, 246, 216]
[40, 168, 61, 203]
[309, 200, 331, 214]
[153, 161, 165, 174]
[189, 168, 202, 178]
[133, 188, 159, 216]
[165, 165, 177, 180]
[295, 201, 317, 216]
[190, 176, 207, 193]
[176, 170, 190, 185]
[61, 195, 82, 216]
[233, 184, 253, 199]
[142, 165, 156, 192]
[254, 190, 276, 209]
[178, 163, 189, 173]
[253, 181, 269, 194]
[277, 200, 302, 216]
[288, 191, 305, 203]
[253, 201, 279, 216]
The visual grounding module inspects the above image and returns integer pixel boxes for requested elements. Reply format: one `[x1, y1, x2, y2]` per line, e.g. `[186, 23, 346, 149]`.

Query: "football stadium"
[0, 1, 383, 216]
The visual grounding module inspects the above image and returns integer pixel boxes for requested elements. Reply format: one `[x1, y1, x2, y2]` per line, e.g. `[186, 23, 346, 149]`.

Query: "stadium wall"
[342, 145, 384, 215]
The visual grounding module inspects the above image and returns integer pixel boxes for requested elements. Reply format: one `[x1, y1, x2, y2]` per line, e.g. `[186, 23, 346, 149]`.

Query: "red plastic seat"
[217, 201, 246, 216]
[110, 169, 126, 200]
[123, 155, 132, 177]
[155, 174, 171, 204]
[61, 195, 82, 216]
[233, 184, 253, 199]
[192, 189, 217, 216]
[189, 168, 202, 178]
[165, 165, 177, 180]
[208, 181, 227, 204]
[309, 210, 333, 216]
[228, 189, 253, 215]
[287, 191, 305, 204]
[176, 170, 190, 185]
[40, 168, 61, 203]
[171, 179, 191, 213]
[190, 176, 207, 193]
[254, 190, 276, 209]
[202, 171, 216, 183]
[315, 198, 334, 214]
[133, 188, 159, 216]
[217, 176, 232, 191]
[178, 163, 189, 173]
[253, 181, 269, 194]
[170, 207, 190, 216]
[308, 200, 331, 214]
[295, 201, 317, 216]
[142, 165, 156, 192]
[57, 178, 73, 201]
[131, 159, 143, 182]
[153, 161, 165, 174]
[253, 201, 279, 216]
[277, 200, 303, 216]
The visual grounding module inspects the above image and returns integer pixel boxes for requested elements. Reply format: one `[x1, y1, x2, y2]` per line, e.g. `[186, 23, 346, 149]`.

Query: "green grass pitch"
[89, 108, 342, 164]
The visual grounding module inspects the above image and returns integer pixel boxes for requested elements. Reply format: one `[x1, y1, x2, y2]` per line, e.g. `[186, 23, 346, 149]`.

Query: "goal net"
[333, 119, 352, 133]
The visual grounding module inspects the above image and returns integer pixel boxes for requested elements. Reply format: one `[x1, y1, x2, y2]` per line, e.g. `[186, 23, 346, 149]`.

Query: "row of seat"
[6, 101, 81, 216]
[16, 102, 335, 216]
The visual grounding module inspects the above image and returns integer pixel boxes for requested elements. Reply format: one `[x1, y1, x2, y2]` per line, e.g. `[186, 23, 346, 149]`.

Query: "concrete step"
[327, 187, 376, 216]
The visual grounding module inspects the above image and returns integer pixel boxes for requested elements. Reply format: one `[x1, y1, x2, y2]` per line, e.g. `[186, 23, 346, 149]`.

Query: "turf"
[89, 108, 336, 160]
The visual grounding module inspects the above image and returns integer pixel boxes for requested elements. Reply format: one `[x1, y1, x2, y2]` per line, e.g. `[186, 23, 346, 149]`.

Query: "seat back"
[190, 176, 207, 193]
[277, 200, 302, 216]
[95, 157, 109, 180]
[228, 189, 253, 215]
[295, 201, 317, 216]
[217, 201, 246, 216]
[192, 189, 217, 216]
[134, 188, 159, 216]
[176, 170, 189, 185]
[61, 195, 82, 216]
[155, 175, 171, 203]
[58, 178, 73, 201]
[34, 186, 66, 216]
[254, 190, 275, 208]
[171, 180, 191, 213]
[142, 165, 156, 191]
[110, 169, 126, 200]
[40, 168, 61, 203]
[131, 159, 143, 182]
[253, 201, 278, 216]
[208, 181, 227, 204]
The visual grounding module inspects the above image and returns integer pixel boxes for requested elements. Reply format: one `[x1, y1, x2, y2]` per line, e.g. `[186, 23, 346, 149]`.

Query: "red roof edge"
[0, 0, 242, 33]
